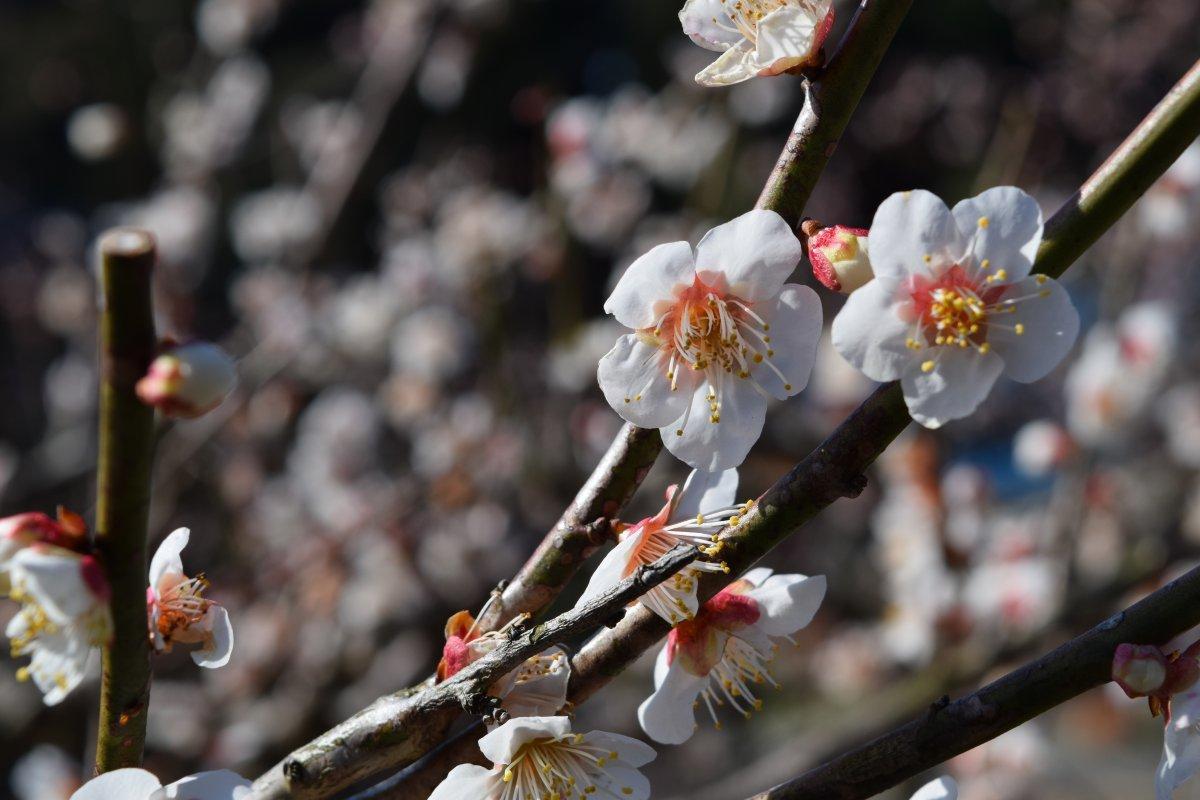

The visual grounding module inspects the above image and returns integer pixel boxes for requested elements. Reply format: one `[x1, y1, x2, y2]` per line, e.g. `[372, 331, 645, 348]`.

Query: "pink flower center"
[667, 584, 761, 675]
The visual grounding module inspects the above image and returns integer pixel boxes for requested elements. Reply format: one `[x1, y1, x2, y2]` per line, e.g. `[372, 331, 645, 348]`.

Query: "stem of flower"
[93, 228, 159, 773]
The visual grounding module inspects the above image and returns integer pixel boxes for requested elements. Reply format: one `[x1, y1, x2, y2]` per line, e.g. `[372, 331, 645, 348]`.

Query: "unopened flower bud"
[808, 225, 872, 294]
[136, 342, 237, 419]
[1113, 643, 1168, 698]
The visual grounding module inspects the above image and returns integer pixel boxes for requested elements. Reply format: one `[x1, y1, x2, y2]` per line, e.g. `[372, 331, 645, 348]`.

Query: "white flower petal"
[910, 776, 958, 800]
[574, 529, 644, 611]
[1159, 690, 1200, 800]
[498, 648, 570, 718]
[605, 241, 696, 330]
[597, 335, 693, 428]
[952, 186, 1042, 282]
[831, 279, 916, 382]
[157, 770, 251, 800]
[479, 715, 573, 764]
[428, 764, 502, 800]
[149, 528, 190, 589]
[694, 210, 803, 302]
[696, 40, 758, 86]
[192, 604, 234, 669]
[672, 468, 739, 522]
[868, 191, 965, 283]
[585, 731, 658, 769]
[988, 277, 1079, 383]
[662, 377, 767, 472]
[595, 764, 652, 800]
[70, 769, 162, 800]
[746, 573, 826, 637]
[740, 566, 773, 587]
[9, 547, 93, 622]
[638, 651, 706, 744]
[901, 347, 1003, 429]
[23, 624, 93, 706]
[678, 0, 741, 51]
[754, 284, 822, 400]
[747, 5, 821, 76]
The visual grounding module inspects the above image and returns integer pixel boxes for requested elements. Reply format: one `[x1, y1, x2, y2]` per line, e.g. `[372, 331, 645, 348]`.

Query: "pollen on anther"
[978, 216, 989, 228]
[1015, 323, 1025, 335]
[783, 383, 792, 391]
[675, 428, 683, 436]
[921, 360, 935, 373]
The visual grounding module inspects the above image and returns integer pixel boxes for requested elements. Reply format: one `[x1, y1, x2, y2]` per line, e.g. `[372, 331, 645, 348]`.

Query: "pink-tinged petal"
[672, 468, 739, 523]
[597, 334, 694, 428]
[745, 573, 826, 637]
[831, 279, 916, 382]
[605, 241, 696, 330]
[678, 0, 741, 52]
[952, 186, 1043, 283]
[478, 716, 573, 764]
[746, 5, 824, 75]
[428, 764, 503, 800]
[594, 764, 652, 800]
[694, 210, 803, 302]
[584, 731, 658, 769]
[70, 769, 162, 800]
[156, 770, 251, 800]
[149, 527, 190, 589]
[900, 347, 1004, 429]
[661, 377, 767, 472]
[192, 604, 234, 669]
[754, 284, 822, 400]
[695, 40, 758, 86]
[910, 776, 958, 800]
[868, 191, 966, 283]
[574, 528, 646, 611]
[9, 547, 94, 622]
[638, 649, 706, 744]
[1159, 690, 1200, 800]
[988, 277, 1079, 383]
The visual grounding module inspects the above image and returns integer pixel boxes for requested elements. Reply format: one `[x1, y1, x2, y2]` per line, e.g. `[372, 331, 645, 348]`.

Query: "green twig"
[93, 228, 159, 772]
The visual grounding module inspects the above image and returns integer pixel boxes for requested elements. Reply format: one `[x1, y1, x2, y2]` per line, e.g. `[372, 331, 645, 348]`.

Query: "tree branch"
[93, 229, 159, 772]
[750, 560, 1200, 799]
[244, 544, 700, 799]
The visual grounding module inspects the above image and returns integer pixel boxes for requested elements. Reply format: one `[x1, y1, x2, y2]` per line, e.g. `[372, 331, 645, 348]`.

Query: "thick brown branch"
[245, 544, 699, 799]
[750, 561, 1200, 799]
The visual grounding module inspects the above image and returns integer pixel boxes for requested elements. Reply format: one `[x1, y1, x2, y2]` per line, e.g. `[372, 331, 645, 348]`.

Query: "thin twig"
[244, 544, 699, 799]
[93, 229, 159, 772]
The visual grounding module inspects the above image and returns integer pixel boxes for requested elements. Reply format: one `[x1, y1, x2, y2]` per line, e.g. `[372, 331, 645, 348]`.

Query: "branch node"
[842, 474, 868, 499]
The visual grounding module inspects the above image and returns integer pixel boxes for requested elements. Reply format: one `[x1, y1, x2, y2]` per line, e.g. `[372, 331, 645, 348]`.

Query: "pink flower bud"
[136, 342, 237, 419]
[1113, 644, 1168, 698]
[809, 225, 872, 294]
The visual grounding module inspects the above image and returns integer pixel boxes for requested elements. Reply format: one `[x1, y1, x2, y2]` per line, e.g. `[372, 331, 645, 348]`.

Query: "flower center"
[155, 574, 211, 638]
[695, 635, 779, 729]
[639, 278, 788, 433]
[500, 734, 632, 799]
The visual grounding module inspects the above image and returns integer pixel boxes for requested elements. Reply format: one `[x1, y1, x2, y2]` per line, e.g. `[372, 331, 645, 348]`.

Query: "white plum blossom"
[1159, 683, 1200, 799]
[69, 768, 250, 800]
[429, 716, 656, 800]
[5, 541, 111, 705]
[436, 609, 570, 718]
[147, 528, 234, 668]
[599, 209, 822, 471]
[679, 0, 834, 87]
[136, 342, 237, 419]
[910, 776, 958, 800]
[832, 188, 1080, 428]
[638, 567, 825, 743]
[575, 468, 743, 624]
[1012, 419, 1074, 476]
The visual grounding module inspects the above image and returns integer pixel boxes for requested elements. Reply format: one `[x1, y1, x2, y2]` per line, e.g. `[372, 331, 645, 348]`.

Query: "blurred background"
[1, 0, 1199, 797]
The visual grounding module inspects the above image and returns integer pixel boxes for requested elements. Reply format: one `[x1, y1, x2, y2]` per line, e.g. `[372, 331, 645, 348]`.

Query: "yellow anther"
[921, 360, 935, 373]
[978, 216, 989, 228]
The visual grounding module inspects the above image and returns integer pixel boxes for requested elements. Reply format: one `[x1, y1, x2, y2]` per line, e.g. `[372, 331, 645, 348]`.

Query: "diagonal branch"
[750, 560, 1200, 799]
[244, 544, 699, 799]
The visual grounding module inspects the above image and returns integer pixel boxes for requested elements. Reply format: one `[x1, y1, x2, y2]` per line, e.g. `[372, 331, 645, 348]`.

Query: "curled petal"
[478, 715, 573, 764]
[638, 648, 706, 744]
[192, 604, 234, 669]
[149, 528, 190, 590]
[428, 764, 502, 800]
[678, 0, 741, 51]
[745, 573, 826, 637]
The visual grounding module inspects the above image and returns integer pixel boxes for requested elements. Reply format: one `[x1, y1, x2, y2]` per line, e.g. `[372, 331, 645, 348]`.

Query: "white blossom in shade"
[575, 469, 743, 624]
[1160, 384, 1200, 469]
[679, 0, 834, 87]
[962, 557, 1062, 640]
[5, 542, 111, 706]
[910, 776, 958, 800]
[436, 610, 570, 719]
[136, 342, 238, 419]
[1065, 302, 1177, 446]
[1160, 686, 1200, 800]
[598, 210, 822, 471]
[428, 716, 656, 800]
[638, 567, 825, 744]
[1012, 419, 1075, 477]
[69, 768, 250, 800]
[832, 188, 1080, 429]
[147, 529, 234, 668]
